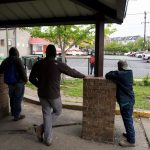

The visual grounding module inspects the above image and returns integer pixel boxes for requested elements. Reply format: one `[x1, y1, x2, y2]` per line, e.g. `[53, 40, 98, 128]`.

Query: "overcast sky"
[110, 0, 150, 37]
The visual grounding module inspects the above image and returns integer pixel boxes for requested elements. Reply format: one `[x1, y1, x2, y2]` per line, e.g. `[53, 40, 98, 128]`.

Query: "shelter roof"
[0, 0, 128, 27]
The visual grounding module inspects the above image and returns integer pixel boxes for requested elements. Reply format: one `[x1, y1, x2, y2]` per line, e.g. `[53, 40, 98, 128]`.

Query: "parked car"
[135, 51, 145, 58]
[65, 49, 88, 56]
[143, 52, 150, 62]
[124, 52, 131, 56]
[129, 52, 136, 57]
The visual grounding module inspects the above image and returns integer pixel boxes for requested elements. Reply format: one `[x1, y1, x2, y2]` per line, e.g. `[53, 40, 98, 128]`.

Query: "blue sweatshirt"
[105, 70, 135, 108]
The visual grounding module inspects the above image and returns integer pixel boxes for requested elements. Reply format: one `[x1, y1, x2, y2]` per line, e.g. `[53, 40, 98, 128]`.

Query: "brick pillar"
[0, 74, 9, 119]
[82, 77, 116, 143]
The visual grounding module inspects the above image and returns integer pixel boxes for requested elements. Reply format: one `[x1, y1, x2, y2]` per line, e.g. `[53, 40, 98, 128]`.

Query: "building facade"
[0, 28, 30, 57]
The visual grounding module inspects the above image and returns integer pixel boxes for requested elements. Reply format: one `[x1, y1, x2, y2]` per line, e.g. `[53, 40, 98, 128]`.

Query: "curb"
[24, 96, 150, 118]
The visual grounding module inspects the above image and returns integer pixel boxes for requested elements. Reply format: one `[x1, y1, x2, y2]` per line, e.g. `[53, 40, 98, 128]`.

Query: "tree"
[105, 24, 117, 35]
[105, 41, 130, 54]
[24, 24, 116, 62]
[25, 25, 94, 63]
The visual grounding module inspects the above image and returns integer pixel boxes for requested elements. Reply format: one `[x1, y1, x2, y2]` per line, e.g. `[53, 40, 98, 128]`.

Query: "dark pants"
[120, 104, 135, 143]
[8, 83, 25, 119]
[90, 63, 95, 75]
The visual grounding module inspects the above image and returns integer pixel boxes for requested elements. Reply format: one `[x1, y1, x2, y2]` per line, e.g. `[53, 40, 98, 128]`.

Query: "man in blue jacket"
[105, 60, 135, 147]
[0, 47, 27, 121]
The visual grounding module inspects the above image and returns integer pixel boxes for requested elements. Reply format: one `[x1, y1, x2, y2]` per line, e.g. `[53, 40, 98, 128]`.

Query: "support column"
[0, 74, 9, 119]
[95, 20, 104, 77]
[82, 77, 116, 143]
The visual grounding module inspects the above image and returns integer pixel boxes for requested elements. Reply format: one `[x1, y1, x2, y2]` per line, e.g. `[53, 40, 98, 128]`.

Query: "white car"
[65, 49, 84, 56]
[135, 52, 144, 58]
[143, 53, 150, 62]
[124, 52, 131, 56]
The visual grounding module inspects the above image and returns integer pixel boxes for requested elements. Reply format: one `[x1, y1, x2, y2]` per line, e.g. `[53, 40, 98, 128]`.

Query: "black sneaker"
[14, 115, 25, 121]
[34, 125, 43, 142]
[122, 132, 127, 138]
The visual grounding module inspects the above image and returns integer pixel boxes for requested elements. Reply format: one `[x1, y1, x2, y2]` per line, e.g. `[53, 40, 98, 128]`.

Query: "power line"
[127, 12, 150, 15]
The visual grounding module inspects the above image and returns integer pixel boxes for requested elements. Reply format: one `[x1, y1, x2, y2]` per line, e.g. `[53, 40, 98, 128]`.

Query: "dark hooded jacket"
[29, 57, 85, 99]
[105, 70, 135, 108]
[0, 47, 27, 84]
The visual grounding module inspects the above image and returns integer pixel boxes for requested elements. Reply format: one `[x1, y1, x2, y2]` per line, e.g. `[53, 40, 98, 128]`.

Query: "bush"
[142, 75, 150, 86]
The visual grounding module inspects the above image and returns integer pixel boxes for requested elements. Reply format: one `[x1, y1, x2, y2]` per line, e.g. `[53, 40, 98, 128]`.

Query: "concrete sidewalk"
[24, 87, 150, 117]
[0, 102, 150, 150]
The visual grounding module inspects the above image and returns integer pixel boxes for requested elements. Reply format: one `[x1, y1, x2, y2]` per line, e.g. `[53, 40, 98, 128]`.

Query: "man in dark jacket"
[105, 60, 135, 147]
[29, 44, 85, 146]
[1, 47, 27, 121]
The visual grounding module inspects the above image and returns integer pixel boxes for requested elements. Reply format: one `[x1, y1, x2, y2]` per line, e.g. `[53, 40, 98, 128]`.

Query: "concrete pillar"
[82, 77, 116, 143]
[0, 74, 9, 119]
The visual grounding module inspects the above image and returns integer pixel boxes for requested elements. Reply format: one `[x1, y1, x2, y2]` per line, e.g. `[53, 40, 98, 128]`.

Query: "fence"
[24, 55, 150, 79]
[66, 56, 150, 79]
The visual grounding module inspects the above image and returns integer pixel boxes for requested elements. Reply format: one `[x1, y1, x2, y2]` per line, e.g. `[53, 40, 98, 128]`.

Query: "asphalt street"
[66, 55, 150, 78]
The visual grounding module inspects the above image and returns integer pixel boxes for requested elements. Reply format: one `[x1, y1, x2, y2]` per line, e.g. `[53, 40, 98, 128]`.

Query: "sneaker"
[14, 115, 25, 121]
[35, 125, 43, 142]
[44, 141, 52, 146]
[119, 139, 135, 147]
[122, 132, 127, 138]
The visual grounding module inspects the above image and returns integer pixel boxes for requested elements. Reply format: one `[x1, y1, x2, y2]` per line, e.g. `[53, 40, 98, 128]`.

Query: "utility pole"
[142, 11, 150, 50]
[6, 28, 9, 56]
[143, 11, 146, 50]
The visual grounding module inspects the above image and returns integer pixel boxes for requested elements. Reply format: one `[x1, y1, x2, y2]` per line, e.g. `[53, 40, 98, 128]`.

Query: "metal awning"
[0, 0, 128, 27]
[29, 37, 50, 45]
[0, 0, 128, 77]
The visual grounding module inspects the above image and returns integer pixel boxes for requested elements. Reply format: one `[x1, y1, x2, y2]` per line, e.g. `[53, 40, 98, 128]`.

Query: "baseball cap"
[118, 60, 130, 70]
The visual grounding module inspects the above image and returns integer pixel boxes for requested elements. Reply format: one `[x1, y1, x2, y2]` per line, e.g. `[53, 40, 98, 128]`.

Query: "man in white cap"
[105, 60, 135, 147]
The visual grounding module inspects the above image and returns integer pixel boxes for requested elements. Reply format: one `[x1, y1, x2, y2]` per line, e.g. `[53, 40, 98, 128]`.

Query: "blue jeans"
[120, 103, 135, 143]
[90, 63, 95, 75]
[8, 83, 25, 119]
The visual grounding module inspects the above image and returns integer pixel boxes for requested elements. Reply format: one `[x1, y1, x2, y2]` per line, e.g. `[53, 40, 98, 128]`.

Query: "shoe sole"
[34, 125, 43, 142]
[14, 115, 25, 121]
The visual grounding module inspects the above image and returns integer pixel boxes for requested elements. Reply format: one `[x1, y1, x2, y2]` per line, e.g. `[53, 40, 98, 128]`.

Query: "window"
[33, 45, 42, 52]
[8, 39, 12, 46]
[0, 39, 5, 46]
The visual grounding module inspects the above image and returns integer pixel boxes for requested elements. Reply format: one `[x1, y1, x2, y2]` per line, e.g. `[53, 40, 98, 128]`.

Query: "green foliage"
[105, 24, 116, 35]
[26, 82, 37, 90]
[142, 75, 150, 86]
[60, 79, 83, 97]
[105, 37, 145, 54]
[134, 85, 150, 110]
[134, 38, 144, 51]
[24, 24, 116, 52]
[24, 25, 95, 51]
[134, 77, 150, 86]
[105, 41, 129, 54]
[26, 79, 150, 110]
[60, 79, 150, 110]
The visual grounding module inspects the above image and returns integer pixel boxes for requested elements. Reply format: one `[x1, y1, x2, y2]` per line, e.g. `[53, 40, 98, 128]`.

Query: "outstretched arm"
[58, 62, 85, 79]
